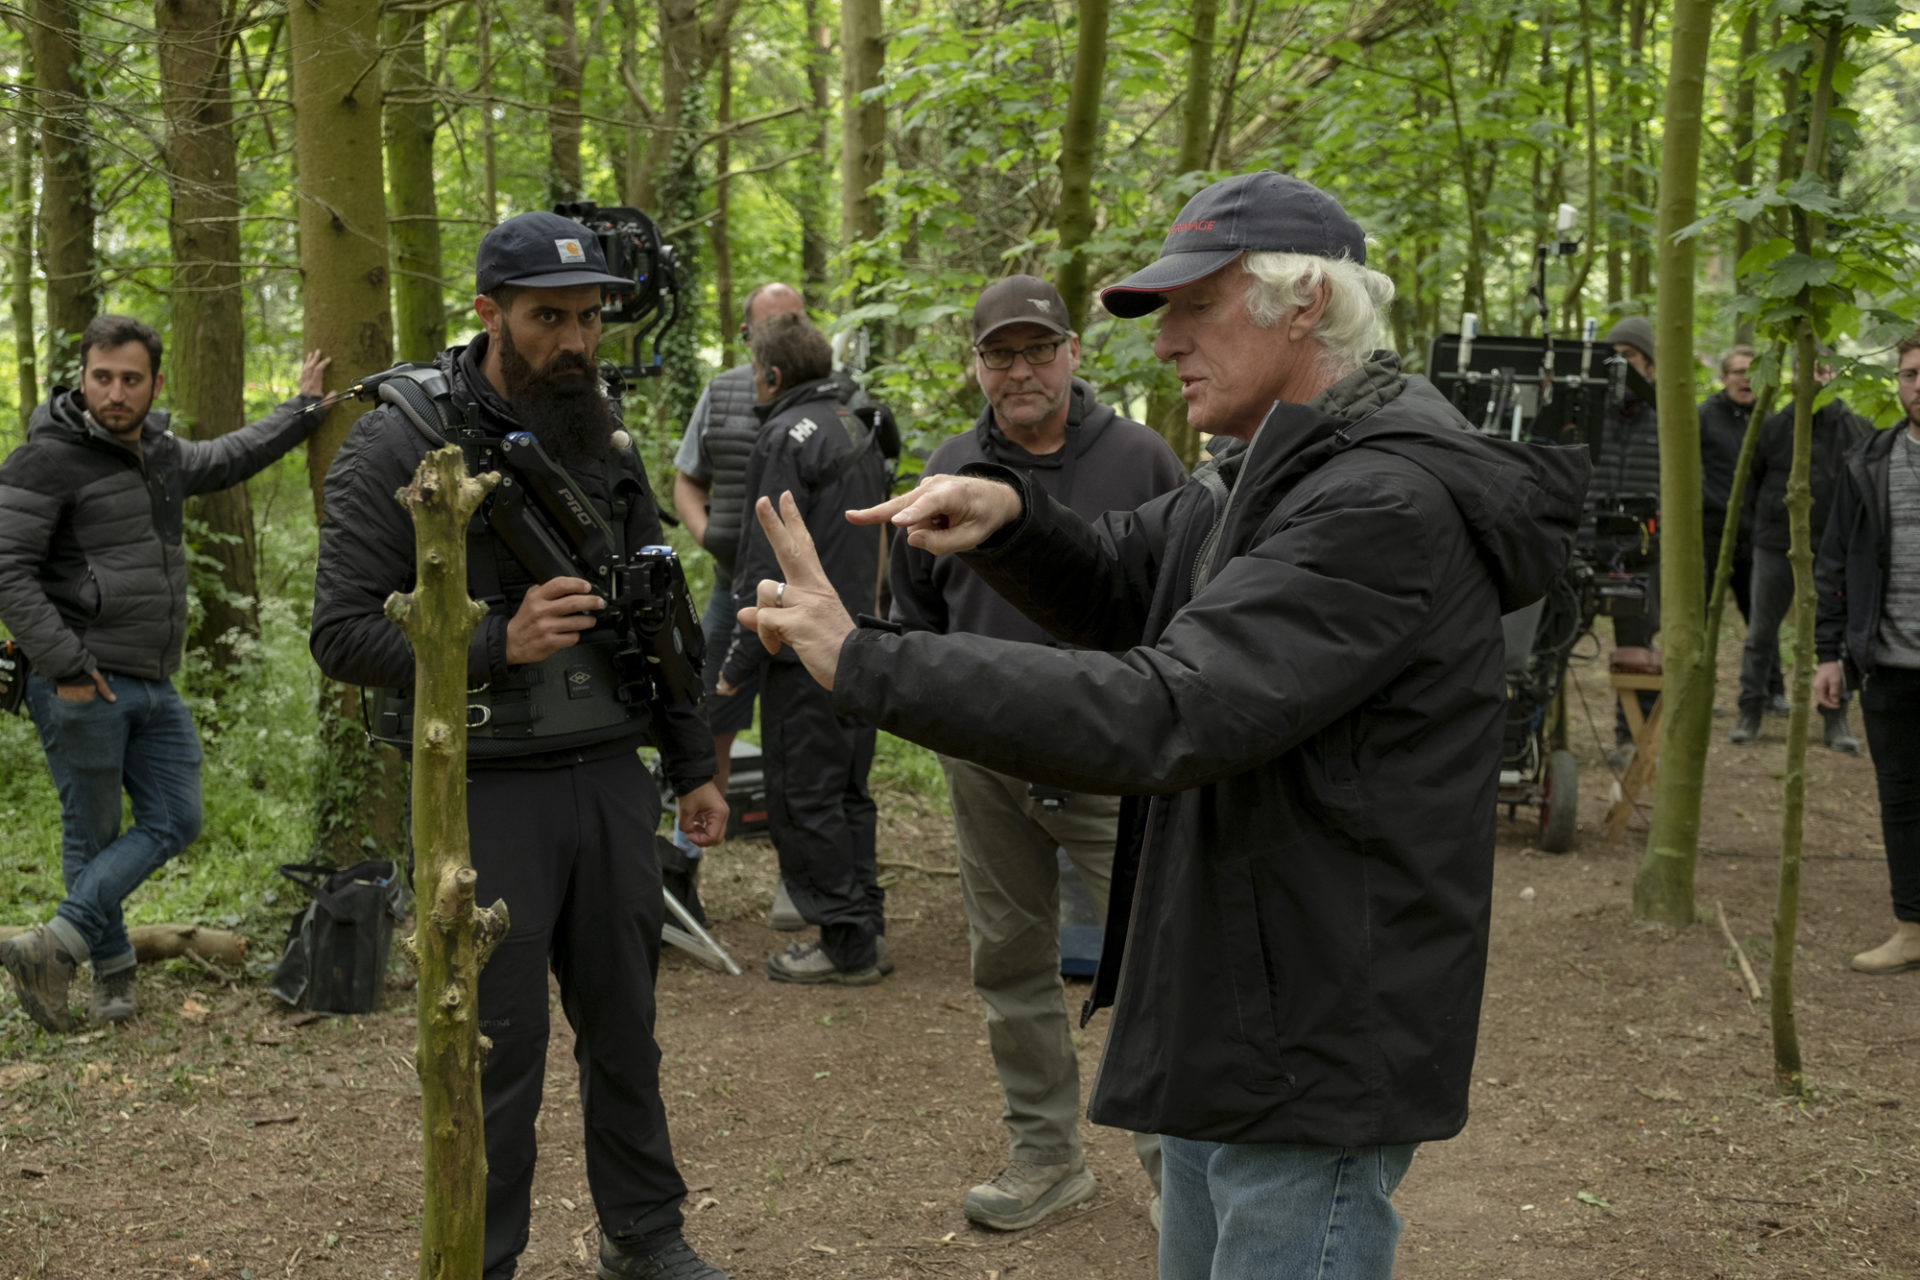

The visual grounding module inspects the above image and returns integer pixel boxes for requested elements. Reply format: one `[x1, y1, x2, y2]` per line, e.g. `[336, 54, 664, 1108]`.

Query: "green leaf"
[1770, 254, 1837, 297]
[1576, 1191, 1611, 1209]
[1780, 176, 1843, 218]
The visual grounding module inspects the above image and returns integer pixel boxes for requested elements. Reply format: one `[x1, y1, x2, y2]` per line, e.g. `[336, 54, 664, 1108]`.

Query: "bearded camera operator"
[310, 210, 731, 1280]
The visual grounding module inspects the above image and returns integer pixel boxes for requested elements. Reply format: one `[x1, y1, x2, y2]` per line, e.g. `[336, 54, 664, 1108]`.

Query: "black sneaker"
[0, 924, 78, 1033]
[597, 1234, 729, 1280]
[1729, 710, 1763, 744]
[1823, 711, 1862, 756]
[89, 966, 138, 1024]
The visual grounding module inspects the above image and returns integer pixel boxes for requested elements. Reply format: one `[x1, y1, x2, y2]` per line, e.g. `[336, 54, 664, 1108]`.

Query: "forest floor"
[2, 642, 1918, 1280]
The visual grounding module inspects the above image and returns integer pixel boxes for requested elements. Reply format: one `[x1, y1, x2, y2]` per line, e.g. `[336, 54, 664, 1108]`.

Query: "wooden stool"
[1606, 646, 1663, 839]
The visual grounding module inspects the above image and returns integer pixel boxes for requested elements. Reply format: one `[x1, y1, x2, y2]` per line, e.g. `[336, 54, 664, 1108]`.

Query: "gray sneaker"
[765, 940, 883, 986]
[1729, 709, 1763, 744]
[597, 1234, 728, 1280]
[963, 1158, 1095, 1231]
[1, 924, 78, 1033]
[90, 966, 138, 1024]
[768, 879, 805, 932]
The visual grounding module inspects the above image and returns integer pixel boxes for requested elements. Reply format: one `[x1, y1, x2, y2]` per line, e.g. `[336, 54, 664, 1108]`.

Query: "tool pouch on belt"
[0, 640, 28, 716]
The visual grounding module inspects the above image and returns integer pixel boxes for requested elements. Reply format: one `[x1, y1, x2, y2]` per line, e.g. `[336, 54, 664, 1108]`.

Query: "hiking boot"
[875, 935, 894, 976]
[89, 966, 138, 1024]
[1149, 1192, 1162, 1233]
[766, 940, 883, 987]
[1768, 693, 1792, 717]
[1822, 711, 1862, 756]
[1729, 709, 1763, 744]
[768, 879, 805, 932]
[0, 924, 78, 1033]
[597, 1234, 729, 1280]
[963, 1158, 1095, 1231]
[1849, 922, 1920, 975]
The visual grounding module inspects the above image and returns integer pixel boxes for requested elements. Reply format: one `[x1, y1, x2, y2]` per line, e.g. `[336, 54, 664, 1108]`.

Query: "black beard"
[497, 321, 614, 465]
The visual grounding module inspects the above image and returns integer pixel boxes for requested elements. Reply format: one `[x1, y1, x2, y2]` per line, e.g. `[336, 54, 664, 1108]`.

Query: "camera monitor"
[1425, 332, 1614, 449]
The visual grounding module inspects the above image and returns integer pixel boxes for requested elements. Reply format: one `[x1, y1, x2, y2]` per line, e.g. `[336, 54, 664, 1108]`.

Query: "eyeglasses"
[976, 340, 1064, 371]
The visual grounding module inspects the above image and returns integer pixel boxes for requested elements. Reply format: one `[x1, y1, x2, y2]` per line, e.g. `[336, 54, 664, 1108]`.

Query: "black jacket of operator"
[832, 358, 1591, 1146]
[309, 335, 715, 793]
[719, 374, 888, 690]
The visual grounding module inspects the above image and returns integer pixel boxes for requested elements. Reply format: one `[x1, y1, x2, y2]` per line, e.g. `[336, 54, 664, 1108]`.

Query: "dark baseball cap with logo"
[1100, 171, 1368, 319]
[972, 275, 1074, 345]
[475, 210, 634, 295]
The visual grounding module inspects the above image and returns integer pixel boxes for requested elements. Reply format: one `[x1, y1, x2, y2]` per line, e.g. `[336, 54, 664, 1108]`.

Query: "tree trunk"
[1729, 9, 1759, 345]
[158, 0, 261, 679]
[388, 446, 509, 1280]
[800, 0, 833, 299]
[26, 0, 96, 385]
[840, 0, 884, 248]
[1630, 0, 1713, 927]
[545, 0, 583, 204]
[1054, 0, 1109, 332]
[291, 0, 406, 866]
[1771, 20, 1843, 1099]
[710, 40, 736, 364]
[1604, 0, 1625, 310]
[478, 0, 499, 223]
[385, 2, 446, 362]
[1625, 0, 1653, 304]
[1145, 0, 1217, 471]
[10, 100, 37, 440]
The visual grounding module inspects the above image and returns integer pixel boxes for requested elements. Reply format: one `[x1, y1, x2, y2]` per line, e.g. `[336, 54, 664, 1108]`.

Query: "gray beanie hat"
[1605, 315, 1655, 363]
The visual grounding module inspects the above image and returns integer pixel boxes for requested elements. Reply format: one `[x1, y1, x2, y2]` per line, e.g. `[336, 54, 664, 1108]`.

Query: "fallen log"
[0, 924, 247, 965]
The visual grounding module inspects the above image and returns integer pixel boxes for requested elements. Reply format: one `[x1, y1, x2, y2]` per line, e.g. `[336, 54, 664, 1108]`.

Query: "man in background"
[891, 274, 1185, 1230]
[0, 316, 325, 1032]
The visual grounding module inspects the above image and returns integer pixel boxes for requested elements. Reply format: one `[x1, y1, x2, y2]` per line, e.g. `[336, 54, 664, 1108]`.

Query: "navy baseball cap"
[1101, 171, 1368, 318]
[476, 210, 633, 294]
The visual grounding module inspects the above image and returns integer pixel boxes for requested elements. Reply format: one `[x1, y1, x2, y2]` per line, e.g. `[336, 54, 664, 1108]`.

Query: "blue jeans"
[1159, 1136, 1418, 1280]
[25, 672, 204, 969]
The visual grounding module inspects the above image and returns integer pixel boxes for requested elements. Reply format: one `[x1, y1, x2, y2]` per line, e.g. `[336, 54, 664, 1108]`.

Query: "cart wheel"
[1539, 749, 1578, 853]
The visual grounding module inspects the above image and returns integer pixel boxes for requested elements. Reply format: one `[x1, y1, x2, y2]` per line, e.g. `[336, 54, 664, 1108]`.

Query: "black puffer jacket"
[309, 337, 714, 791]
[1748, 397, 1871, 554]
[0, 386, 317, 682]
[834, 362, 1590, 1145]
[1591, 364, 1660, 510]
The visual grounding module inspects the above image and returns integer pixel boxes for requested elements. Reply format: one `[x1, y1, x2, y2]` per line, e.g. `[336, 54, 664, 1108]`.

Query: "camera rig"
[552, 200, 681, 391]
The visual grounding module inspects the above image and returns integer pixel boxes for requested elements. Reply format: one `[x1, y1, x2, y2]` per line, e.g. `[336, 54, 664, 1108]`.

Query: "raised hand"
[738, 492, 857, 691]
[298, 350, 332, 398]
[845, 473, 1023, 556]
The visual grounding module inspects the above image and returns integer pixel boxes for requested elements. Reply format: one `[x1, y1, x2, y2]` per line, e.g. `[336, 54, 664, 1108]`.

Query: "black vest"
[702, 364, 761, 577]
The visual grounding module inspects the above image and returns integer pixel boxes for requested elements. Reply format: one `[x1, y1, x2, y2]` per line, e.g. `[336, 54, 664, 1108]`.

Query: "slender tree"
[158, 0, 263, 676]
[1631, 0, 1717, 926]
[1770, 17, 1847, 1098]
[800, 0, 833, 298]
[1730, 7, 1761, 344]
[26, 0, 96, 384]
[390, 446, 509, 1280]
[1055, 0, 1110, 331]
[9, 105, 37, 439]
[840, 0, 884, 247]
[290, 0, 405, 865]
[545, 0, 584, 204]
[710, 41, 737, 362]
[385, 1, 446, 362]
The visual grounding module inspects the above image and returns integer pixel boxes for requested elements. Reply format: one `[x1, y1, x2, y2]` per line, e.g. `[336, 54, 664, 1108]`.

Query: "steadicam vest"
[363, 365, 646, 756]
[700, 364, 761, 577]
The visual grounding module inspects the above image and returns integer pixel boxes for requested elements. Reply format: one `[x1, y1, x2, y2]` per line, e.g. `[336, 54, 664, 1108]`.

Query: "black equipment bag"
[0, 640, 28, 716]
[268, 859, 408, 1014]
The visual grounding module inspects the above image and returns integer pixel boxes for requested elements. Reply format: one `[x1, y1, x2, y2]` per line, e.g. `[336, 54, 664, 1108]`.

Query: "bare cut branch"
[619, 60, 657, 121]
[699, 102, 807, 143]
[704, 146, 810, 187]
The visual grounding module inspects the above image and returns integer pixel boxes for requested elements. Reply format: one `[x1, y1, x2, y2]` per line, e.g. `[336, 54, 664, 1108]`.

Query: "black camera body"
[552, 200, 680, 381]
[608, 546, 706, 709]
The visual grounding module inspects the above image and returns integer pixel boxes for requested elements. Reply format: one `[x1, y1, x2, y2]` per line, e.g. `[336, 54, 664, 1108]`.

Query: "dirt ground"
[2, 644, 1917, 1280]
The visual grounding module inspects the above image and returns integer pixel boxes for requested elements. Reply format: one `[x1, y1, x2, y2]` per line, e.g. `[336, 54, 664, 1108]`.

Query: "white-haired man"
[730, 171, 1591, 1278]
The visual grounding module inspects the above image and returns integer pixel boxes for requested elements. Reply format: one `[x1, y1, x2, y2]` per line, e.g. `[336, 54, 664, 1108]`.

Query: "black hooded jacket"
[309, 336, 714, 791]
[832, 360, 1590, 1145]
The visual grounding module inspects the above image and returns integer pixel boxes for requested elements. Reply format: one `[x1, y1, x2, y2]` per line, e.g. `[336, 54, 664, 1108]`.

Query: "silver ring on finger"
[775, 581, 787, 607]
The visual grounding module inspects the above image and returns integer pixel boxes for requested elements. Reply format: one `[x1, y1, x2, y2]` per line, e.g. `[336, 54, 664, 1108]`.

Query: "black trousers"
[470, 753, 685, 1278]
[1739, 548, 1832, 716]
[1860, 665, 1920, 924]
[760, 661, 883, 969]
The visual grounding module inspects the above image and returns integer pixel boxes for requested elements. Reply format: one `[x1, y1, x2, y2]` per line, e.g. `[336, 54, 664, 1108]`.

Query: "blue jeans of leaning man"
[24, 672, 204, 976]
[1159, 1136, 1419, 1280]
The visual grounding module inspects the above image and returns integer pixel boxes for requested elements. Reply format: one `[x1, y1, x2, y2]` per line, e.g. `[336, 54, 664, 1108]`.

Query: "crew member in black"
[310, 211, 731, 1280]
[717, 313, 891, 984]
[1599, 315, 1662, 764]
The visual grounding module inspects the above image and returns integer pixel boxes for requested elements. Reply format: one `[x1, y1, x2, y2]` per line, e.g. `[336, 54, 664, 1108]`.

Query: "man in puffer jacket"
[732, 171, 1590, 1280]
[0, 314, 325, 1032]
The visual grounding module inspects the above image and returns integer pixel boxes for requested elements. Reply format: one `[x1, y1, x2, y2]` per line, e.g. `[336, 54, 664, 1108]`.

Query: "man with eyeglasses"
[889, 275, 1187, 1231]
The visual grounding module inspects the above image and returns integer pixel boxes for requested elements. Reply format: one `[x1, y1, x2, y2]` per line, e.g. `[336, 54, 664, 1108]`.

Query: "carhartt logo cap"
[1101, 171, 1368, 318]
[972, 275, 1074, 344]
[476, 210, 632, 294]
